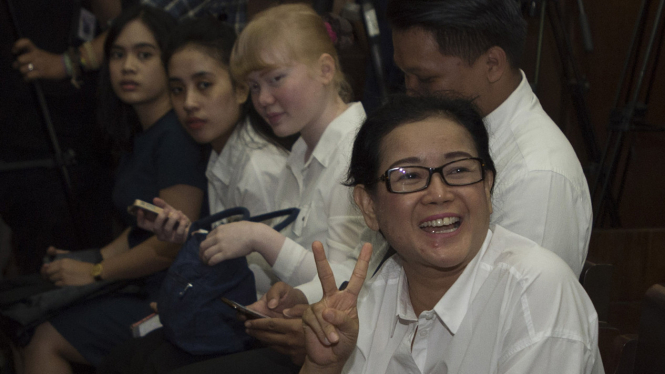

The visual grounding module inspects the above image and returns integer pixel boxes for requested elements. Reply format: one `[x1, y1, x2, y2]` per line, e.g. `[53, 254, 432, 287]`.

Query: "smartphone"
[127, 199, 163, 220]
[220, 297, 268, 319]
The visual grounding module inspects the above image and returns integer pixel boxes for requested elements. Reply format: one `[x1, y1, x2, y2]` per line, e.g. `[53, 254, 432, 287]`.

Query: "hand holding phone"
[127, 199, 163, 221]
[221, 297, 269, 319]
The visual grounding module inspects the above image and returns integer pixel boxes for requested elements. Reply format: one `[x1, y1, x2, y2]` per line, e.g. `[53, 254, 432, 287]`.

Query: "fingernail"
[245, 321, 251, 328]
[324, 337, 330, 346]
[329, 331, 339, 343]
[283, 308, 292, 317]
[268, 299, 278, 309]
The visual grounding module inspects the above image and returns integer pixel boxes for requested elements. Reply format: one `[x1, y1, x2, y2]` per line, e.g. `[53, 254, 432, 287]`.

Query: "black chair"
[633, 283, 665, 374]
[579, 260, 613, 323]
[610, 283, 665, 374]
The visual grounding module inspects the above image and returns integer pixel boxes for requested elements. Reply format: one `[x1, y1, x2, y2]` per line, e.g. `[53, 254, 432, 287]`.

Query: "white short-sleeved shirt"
[344, 225, 604, 374]
[271, 102, 367, 302]
[206, 120, 288, 296]
[363, 71, 592, 277]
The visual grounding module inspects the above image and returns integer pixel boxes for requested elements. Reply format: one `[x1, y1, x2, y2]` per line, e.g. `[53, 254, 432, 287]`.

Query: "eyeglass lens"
[388, 158, 483, 193]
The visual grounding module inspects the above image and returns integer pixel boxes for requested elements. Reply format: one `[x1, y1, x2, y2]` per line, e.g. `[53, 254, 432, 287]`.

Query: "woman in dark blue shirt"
[20, 6, 206, 373]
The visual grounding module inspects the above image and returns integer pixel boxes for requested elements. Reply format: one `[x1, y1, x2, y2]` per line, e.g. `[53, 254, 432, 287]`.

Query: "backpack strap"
[248, 208, 300, 232]
[188, 207, 250, 235]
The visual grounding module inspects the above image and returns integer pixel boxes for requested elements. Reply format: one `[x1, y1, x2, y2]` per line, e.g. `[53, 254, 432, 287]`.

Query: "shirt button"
[425, 313, 434, 320]
[420, 330, 428, 337]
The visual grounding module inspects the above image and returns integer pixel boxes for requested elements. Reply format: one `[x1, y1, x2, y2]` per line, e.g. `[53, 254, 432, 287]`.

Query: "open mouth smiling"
[419, 216, 461, 234]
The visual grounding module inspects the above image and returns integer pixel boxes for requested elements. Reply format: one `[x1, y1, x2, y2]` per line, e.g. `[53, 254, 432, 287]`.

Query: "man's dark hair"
[387, 0, 527, 68]
[346, 94, 496, 193]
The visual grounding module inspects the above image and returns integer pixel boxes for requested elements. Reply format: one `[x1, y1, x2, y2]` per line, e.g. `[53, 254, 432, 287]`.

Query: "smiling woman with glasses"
[298, 94, 604, 374]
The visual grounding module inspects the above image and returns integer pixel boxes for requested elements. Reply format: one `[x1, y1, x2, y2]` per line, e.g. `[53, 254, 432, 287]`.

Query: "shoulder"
[225, 122, 288, 169]
[489, 88, 588, 196]
[481, 226, 598, 350]
[148, 111, 202, 152]
[323, 102, 366, 154]
[486, 225, 578, 284]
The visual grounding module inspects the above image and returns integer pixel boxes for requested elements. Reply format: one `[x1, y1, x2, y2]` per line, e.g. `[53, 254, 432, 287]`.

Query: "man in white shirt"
[384, 0, 592, 276]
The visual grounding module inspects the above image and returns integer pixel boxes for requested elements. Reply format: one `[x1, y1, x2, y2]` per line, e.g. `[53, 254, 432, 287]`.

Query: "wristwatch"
[91, 263, 103, 282]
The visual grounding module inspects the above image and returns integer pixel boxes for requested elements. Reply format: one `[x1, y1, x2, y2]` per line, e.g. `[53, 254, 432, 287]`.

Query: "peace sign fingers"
[344, 242, 373, 298]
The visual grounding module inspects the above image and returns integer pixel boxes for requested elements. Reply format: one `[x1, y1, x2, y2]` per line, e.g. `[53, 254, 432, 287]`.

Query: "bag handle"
[189, 207, 250, 235]
[248, 208, 300, 232]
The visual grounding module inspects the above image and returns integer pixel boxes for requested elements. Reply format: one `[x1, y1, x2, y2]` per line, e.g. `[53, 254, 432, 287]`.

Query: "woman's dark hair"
[97, 5, 176, 154]
[346, 94, 496, 192]
[386, 0, 527, 68]
[163, 16, 296, 151]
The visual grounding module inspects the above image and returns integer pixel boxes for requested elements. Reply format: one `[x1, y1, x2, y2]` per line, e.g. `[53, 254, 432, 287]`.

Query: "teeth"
[419, 217, 460, 228]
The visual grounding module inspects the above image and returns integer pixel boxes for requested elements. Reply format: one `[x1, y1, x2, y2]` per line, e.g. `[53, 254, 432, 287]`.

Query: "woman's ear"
[234, 83, 249, 105]
[353, 185, 380, 231]
[317, 53, 336, 85]
[484, 170, 494, 215]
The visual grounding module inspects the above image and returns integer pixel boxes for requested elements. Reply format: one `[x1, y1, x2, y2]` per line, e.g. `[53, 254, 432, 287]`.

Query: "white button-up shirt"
[484, 70, 592, 276]
[206, 120, 288, 297]
[344, 225, 604, 374]
[271, 102, 367, 302]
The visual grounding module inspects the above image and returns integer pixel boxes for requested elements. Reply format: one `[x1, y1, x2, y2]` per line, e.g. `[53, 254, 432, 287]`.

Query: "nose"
[422, 172, 454, 205]
[183, 89, 198, 112]
[121, 55, 136, 73]
[256, 86, 275, 107]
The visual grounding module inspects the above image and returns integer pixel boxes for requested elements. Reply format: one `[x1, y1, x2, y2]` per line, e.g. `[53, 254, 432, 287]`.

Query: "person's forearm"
[99, 236, 180, 280]
[251, 224, 287, 265]
[77, 31, 107, 72]
[100, 228, 131, 259]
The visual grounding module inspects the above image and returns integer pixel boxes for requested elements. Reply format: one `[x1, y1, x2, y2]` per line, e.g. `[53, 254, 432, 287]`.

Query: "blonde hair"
[230, 4, 352, 102]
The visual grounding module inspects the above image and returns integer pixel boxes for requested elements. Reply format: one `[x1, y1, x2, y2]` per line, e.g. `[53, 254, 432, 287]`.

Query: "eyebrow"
[387, 151, 475, 169]
[168, 71, 213, 83]
[191, 71, 213, 79]
[111, 42, 158, 50]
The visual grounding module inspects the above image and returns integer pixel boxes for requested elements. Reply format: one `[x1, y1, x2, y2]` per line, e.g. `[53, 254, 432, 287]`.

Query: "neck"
[402, 260, 467, 316]
[211, 121, 239, 153]
[300, 94, 348, 161]
[480, 68, 522, 117]
[133, 93, 172, 131]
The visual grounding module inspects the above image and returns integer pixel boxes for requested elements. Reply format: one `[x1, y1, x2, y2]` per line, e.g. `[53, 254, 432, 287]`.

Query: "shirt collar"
[433, 229, 493, 335]
[484, 69, 530, 136]
[391, 264, 418, 337]
[205, 119, 251, 186]
[386, 229, 494, 336]
[287, 102, 365, 169]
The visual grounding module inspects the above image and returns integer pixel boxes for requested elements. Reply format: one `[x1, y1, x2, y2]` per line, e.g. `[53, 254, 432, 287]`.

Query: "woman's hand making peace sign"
[300, 241, 373, 374]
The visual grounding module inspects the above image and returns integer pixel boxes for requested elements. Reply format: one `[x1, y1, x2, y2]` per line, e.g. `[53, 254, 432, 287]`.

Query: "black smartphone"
[220, 297, 268, 319]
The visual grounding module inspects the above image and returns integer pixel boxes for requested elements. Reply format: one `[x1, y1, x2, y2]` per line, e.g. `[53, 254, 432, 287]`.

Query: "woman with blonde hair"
[167, 4, 367, 373]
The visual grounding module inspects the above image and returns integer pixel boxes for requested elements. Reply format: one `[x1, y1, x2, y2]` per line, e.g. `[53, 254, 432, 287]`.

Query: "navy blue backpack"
[157, 207, 299, 355]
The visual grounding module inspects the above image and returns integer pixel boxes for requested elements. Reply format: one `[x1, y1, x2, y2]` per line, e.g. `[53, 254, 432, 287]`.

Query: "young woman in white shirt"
[301, 94, 604, 374]
[137, 16, 294, 292]
[147, 4, 363, 305]
[147, 5, 367, 371]
[148, 3, 365, 302]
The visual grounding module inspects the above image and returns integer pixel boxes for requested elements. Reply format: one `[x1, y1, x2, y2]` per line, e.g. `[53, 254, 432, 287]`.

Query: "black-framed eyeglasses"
[378, 157, 486, 194]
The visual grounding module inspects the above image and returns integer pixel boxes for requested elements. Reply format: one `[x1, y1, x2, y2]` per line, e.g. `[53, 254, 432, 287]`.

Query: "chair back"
[634, 283, 665, 374]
